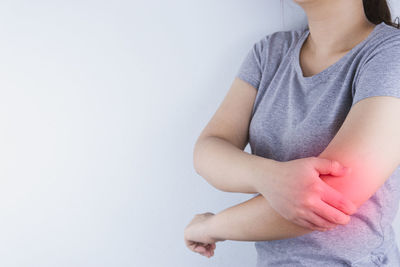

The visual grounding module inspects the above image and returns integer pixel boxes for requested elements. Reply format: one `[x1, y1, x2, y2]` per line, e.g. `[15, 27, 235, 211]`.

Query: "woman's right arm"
[193, 78, 356, 230]
[193, 77, 268, 194]
[193, 134, 280, 194]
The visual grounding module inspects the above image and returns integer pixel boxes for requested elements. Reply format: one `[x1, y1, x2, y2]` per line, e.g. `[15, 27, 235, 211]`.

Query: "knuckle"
[339, 199, 354, 214]
[314, 220, 327, 229]
[337, 198, 345, 208]
[312, 183, 323, 193]
[335, 215, 347, 224]
[339, 202, 349, 213]
[304, 196, 316, 207]
[331, 159, 339, 170]
[341, 215, 350, 224]
[312, 219, 323, 227]
[324, 214, 337, 224]
[329, 159, 334, 170]
[328, 215, 338, 224]
[313, 225, 324, 231]
[309, 225, 317, 231]
[300, 222, 309, 229]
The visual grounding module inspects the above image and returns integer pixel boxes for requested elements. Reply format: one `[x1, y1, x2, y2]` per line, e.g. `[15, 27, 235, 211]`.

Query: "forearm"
[193, 136, 280, 194]
[207, 194, 314, 242]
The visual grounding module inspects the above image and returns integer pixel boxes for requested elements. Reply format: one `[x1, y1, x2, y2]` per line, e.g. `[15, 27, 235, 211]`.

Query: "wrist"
[251, 156, 283, 194]
[206, 214, 226, 242]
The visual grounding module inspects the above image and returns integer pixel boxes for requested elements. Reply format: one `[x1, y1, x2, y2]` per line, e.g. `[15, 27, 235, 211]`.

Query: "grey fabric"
[236, 21, 400, 266]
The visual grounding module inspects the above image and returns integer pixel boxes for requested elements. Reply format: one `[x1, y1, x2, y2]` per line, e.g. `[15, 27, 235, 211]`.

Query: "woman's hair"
[363, 0, 400, 29]
[283, 0, 400, 29]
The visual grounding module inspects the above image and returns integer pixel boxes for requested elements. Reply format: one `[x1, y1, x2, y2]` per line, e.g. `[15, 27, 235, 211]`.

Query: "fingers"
[196, 243, 215, 257]
[295, 218, 329, 232]
[191, 242, 215, 258]
[320, 182, 357, 215]
[312, 157, 351, 176]
[314, 198, 352, 225]
[304, 211, 338, 229]
[193, 243, 206, 253]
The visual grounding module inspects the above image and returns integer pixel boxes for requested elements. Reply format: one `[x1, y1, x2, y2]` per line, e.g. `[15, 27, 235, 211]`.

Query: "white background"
[0, 0, 398, 266]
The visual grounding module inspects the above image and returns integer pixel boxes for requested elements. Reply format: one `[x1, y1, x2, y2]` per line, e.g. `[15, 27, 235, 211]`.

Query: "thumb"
[313, 157, 351, 177]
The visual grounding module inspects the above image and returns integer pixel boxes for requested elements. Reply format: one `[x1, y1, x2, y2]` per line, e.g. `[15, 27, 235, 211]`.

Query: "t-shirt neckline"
[292, 21, 385, 84]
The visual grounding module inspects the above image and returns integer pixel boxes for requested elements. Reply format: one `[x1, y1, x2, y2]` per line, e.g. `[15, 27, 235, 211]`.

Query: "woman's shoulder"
[380, 22, 400, 37]
[253, 27, 306, 59]
[353, 22, 400, 72]
[365, 22, 400, 53]
[259, 27, 305, 47]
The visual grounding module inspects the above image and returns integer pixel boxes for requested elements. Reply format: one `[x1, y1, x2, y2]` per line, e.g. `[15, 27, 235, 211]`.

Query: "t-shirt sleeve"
[352, 38, 400, 107]
[235, 36, 268, 90]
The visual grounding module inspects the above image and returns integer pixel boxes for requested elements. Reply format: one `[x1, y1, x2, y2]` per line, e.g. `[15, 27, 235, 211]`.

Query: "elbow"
[316, 152, 364, 212]
[193, 135, 215, 176]
[192, 138, 217, 186]
[193, 146, 229, 193]
[193, 137, 204, 175]
[318, 160, 380, 215]
[192, 136, 236, 193]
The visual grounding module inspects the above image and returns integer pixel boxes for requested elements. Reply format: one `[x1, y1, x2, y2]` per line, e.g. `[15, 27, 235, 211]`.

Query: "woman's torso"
[245, 22, 400, 266]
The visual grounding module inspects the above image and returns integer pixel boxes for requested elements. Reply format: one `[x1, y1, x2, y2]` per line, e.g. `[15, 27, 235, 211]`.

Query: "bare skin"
[185, 0, 400, 258]
[186, 96, 400, 257]
[297, 0, 376, 77]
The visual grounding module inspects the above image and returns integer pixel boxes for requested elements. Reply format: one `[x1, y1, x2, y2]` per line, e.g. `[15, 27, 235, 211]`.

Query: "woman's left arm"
[185, 96, 400, 255]
[205, 192, 315, 242]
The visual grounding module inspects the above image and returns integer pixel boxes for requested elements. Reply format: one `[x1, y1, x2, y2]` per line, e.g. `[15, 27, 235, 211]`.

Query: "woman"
[185, 0, 400, 266]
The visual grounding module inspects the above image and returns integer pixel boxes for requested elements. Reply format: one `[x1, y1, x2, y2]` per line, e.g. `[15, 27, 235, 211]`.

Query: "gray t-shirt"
[236, 21, 400, 266]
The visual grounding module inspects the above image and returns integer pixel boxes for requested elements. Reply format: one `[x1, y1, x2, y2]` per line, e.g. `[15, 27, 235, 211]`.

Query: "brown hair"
[363, 0, 399, 28]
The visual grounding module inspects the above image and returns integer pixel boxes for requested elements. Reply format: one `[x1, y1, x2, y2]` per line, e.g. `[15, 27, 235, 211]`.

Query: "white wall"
[0, 0, 398, 266]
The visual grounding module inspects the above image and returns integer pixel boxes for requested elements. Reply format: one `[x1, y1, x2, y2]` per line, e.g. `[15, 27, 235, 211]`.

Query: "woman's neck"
[297, 0, 376, 57]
